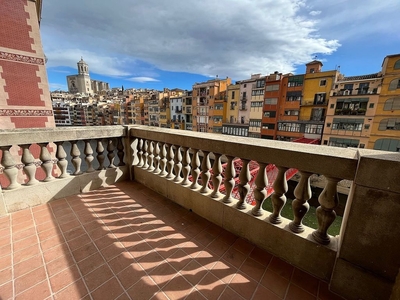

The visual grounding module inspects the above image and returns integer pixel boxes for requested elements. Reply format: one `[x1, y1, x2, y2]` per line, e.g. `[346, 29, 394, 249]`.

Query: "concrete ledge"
[331, 258, 393, 300]
[134, 166, 337, 281]
[1, 166, 129, 214]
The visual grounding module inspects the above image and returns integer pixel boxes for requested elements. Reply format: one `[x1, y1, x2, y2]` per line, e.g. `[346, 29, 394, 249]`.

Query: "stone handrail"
[128, 125, 359, 245]
[0, 126, 127, 189]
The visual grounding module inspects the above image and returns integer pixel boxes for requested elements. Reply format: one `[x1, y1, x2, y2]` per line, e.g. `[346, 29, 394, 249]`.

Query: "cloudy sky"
[41, 0, 400, 91]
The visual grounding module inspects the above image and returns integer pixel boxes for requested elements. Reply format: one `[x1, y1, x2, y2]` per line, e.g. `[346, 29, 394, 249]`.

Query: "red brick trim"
[0, 109, 53, 116]
[0, 51, 44, 65]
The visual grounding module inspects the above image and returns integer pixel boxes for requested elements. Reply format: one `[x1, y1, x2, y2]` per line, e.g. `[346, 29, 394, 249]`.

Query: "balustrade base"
[0, 166, 128, 215]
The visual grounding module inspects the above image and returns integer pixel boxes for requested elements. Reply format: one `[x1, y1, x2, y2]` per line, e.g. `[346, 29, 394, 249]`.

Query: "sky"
[41, 0, 400, 92]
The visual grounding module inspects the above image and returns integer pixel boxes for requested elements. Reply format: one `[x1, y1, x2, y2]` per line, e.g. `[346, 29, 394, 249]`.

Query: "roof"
[306, 60, 323, 66]
[338, 73, 381, 82]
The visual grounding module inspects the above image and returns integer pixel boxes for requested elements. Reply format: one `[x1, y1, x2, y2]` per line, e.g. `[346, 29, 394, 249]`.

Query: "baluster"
[237, 159, 251, 209]
[190, 149, 200, 189]
[173, 146, 182, 182]
[153, 142, 161, 173]
[222, 156, 236, 203]
[0, 146, 21, 189]
[117, 137, 125, 166]
[55, 142, 68, 178]
[96, 139, 105, 170]
[159, 143, 167, 176]
[70, 141, 82, 175]
[312, 177, 340, 245]
[142, 140, 149, 169]
[136, 138, 143, 167]
[20, 144, 38, 185]
[252, 163, 267, 216]
[38, 143, 54, 181]
[200, 150, 211, 193]
[269, 166, 288, 224]
[181, 147, 191, 186]
[147, 141, 154, 171]
[210, 153, 222, 198]
[289, 171, 312, 233]
[84, 140, 95, 173]
[107, 138, 116, 168]
[166, 144, 175, 179]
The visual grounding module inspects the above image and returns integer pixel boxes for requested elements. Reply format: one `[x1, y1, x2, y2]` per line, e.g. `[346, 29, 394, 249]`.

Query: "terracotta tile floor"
[0, 181, 344, 300]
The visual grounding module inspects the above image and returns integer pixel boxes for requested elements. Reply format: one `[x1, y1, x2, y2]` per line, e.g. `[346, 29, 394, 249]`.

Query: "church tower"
[67, 57, 93, 95]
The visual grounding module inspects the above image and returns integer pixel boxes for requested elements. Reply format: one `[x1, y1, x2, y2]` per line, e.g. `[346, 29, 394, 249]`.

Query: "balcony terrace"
[0, 126, 399, 300]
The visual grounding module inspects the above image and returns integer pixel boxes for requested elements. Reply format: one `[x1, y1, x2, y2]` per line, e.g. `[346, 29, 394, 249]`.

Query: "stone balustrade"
[0, 126, 128, 212]
[127, 125, 400, 300]
[1, 125, 399, 300]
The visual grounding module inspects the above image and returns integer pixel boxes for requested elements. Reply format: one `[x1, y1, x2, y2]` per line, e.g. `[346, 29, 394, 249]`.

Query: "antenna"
[313, 55, 318, 60]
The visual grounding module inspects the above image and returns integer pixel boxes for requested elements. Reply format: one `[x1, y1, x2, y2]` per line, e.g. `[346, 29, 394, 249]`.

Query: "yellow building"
[192, 78, 231, 133]
[369, 54, 400, 151]
[300, 61, 341, 140]
[322, 73, 381, 148]
[225, 84, 240, 123]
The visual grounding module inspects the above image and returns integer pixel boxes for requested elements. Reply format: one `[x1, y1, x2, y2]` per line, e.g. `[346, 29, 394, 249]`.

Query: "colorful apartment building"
[261, 72, 283, 139]
[192, 78, 231, 133]
[276, 74, 303, 141]
[222, 83, 249, 137]
[182, 90, 193, 131]
[322, 73, 381, 148]
[248, 75, 266, 138]
[212, 90, 226, 134]
[369, 54, 400, 152]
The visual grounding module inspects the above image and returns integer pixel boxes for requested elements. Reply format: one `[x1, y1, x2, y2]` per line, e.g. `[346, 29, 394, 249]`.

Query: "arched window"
[384, 97, 400, 110]
[388, 78, 400, 90]
[374, 138, 400, 152]
[394, 59, 400, 70]
[378, 118, 400, 130]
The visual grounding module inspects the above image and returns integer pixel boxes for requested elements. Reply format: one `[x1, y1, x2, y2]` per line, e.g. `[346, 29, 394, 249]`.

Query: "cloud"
[41, 0, 343, 79]
[127, 77, 160, 83]
[309, 10, 321, 16]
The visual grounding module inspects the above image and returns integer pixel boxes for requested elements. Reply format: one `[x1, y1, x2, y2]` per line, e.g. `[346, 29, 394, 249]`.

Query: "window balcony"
[0, 126, 398, 300]
[335, 108, 367, 115]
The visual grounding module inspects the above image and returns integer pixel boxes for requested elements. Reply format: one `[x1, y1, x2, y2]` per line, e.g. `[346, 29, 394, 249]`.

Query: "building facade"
[0, 0, 55, 129]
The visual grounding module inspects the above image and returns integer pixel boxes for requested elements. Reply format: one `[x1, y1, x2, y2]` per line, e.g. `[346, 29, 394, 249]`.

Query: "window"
[310, 68, 315, 73]
[358, 83, 370, 95]
[256, 80, 265, 88]
[332, 118, 363, 131]
[369, 103, 374, 109]
[360, 144, 365, 148]
[314, 93, 326, 104]
[284, 110, 299, 116]
[336, 98, 368, 115]
[305, 124, 323, 134]
[374, 138, 400, 152]
[244, 84, 247, 88]
[327, 123, 331, 127]
[231, 91, 235, 99]
[320, 80, 327, 86]
[265, 84, 279, 91]
[311, 108, 325, 121]
[394, 59, 400, 70]
[383, 97, 400, 110]
[330, 104, 334, 109]
[264, 111, 276, 118]
[378, 118, 400, 130]
[329, 137, 360, 148]
[344, 83, 354, 91]
[249, 119, 261, 127]
[323, 140, 328, 145]
[265, 98, 278, 105]
[287, 75, 304, 87]
[250, 101, 263, 107]
[251, 89, 264, 96]
[388, 79, 400, 90]
[364, 124, 370, 129]
[262, 123, 275, 130]
[286, 91, 302, 101]
[278, 122, 301, 132]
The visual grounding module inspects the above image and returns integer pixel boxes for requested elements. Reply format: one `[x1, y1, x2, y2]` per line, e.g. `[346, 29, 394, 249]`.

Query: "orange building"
[369, 54, 400, 151]
[261, 72, 283, 139]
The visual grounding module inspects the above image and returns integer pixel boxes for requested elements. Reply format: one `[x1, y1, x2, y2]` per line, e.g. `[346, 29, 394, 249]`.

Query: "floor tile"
[90, 277, 124, 300]
[83, 263, 114, 291]
[126, 275, 160, 300]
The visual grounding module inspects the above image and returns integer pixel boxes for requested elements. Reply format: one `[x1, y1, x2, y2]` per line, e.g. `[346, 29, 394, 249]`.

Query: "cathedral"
[66, 58, 109, 95]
